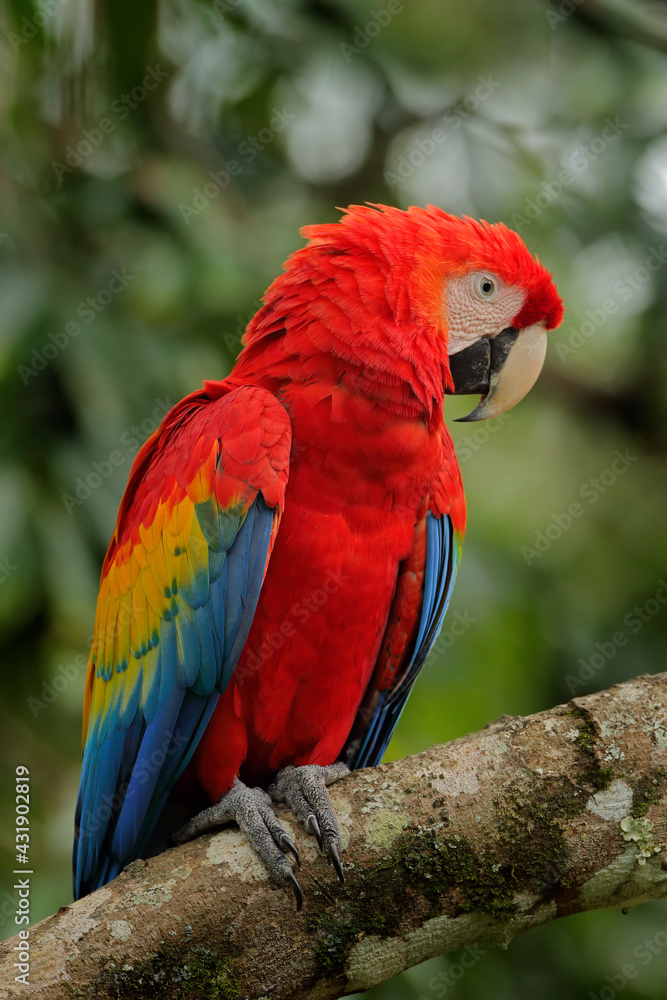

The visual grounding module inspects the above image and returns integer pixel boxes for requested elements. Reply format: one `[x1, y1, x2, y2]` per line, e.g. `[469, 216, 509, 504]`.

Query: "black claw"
[285, 870, 303, 911]
[280, 833, 301, 867]
[307, 813, 323, 848]
[328, 841, 345, 883]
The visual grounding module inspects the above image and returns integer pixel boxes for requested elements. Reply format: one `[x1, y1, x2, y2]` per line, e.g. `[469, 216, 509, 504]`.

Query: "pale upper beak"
[446, 323, 548, 422]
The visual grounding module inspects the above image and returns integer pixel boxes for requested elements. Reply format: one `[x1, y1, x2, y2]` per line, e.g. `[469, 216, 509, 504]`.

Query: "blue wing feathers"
[175, 603, 201, 687]
[73, 492, 277, 898]
[344, 514, 459, 771]
[190, 604, 218, 696]
[142, 657, 161, 725]
[108, 684, 185, 861]
[226, 500, 273, 669]
[222, 507, 252, 663]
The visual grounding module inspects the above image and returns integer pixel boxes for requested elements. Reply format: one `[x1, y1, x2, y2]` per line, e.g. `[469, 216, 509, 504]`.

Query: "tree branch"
[2, 673, 667, 1000]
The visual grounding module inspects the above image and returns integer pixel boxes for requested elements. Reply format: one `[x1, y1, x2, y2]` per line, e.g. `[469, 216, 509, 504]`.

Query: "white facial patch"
[444, 272, 527, 354]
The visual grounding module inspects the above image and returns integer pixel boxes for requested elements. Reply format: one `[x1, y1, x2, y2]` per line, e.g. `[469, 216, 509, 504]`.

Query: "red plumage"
[75, 203, 562, 898]
[194, 206, 482, 797]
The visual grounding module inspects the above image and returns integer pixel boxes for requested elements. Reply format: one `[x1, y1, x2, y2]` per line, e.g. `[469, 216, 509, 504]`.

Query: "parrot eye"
[473, 274, 498, 300]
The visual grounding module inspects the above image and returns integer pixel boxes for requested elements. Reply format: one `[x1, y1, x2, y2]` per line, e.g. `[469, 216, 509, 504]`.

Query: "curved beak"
[446, 323, 548, 422]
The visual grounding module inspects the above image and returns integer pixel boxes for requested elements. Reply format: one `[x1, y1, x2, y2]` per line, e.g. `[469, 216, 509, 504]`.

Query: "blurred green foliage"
[0, 0, 666, 996]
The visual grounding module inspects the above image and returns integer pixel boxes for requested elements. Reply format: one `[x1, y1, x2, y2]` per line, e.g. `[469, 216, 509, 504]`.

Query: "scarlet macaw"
[74, 204, 562, 906]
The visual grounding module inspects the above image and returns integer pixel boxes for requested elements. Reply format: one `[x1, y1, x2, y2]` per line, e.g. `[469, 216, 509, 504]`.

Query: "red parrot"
[74, 204, 563, 906]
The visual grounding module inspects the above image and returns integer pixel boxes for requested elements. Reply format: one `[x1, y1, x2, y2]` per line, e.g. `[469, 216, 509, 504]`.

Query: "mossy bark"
[2, 672, 667, 1000]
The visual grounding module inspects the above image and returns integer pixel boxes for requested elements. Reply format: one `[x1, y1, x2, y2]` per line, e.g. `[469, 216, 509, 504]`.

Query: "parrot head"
[423, 208, 564, 421]
[243, 203, 563, 422]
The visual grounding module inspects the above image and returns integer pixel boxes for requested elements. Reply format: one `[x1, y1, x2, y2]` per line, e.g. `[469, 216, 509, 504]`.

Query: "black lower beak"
[446, 327, 519, 397]
[446, 324, 548, 422]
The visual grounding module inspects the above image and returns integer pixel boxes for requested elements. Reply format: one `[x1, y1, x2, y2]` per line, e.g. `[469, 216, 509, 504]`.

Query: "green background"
[1, 0, 666, 996]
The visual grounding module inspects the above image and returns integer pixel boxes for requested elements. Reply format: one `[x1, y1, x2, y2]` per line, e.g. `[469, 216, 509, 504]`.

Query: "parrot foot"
[268, 762, 350, 883]
[173, 777, 304, 910]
